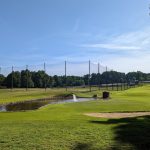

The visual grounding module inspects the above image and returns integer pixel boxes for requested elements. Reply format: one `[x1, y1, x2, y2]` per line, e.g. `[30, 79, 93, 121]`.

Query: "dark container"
[103, 91, 109, 99]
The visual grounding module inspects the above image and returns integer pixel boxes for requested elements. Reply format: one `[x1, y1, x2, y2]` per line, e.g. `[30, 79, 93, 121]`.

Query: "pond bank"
[0, 95, 96, 112]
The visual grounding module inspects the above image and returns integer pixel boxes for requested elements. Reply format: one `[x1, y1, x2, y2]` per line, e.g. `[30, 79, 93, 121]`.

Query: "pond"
[0, 95, 96, 112]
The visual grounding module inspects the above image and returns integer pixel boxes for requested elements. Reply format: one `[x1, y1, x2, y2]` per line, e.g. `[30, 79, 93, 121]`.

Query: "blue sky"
[0, 0, 150, 74]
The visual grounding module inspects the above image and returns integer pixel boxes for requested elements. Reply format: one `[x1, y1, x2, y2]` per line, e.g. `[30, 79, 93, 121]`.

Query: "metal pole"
[121, 80, 123, 91]
[106, 66, 108, 90]
[120, 78, 122, 91]
[124, 82, 126, 90]
[0, 67, 1, 87]
[127, 82, 129, 89]
[26, 65, 28, 91]
[11, 66, 13, 91]
[89, 60, 91, 92]
[98, 62, 100, 90]
[98, 63, 100, 74]
[117, 82, 119, 91]
[65, 61, 67, 91]
[111, 70, 113, 91]
[44, 62, 46, 91]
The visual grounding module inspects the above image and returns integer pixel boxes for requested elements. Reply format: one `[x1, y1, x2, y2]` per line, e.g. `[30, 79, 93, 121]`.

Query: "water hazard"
[0, 95, 95, 112]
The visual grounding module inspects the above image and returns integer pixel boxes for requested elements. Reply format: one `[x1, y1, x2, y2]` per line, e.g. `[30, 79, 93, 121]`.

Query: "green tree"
[21, 70, 34, 88]
[6, 71, 21, 88]
[0, 74, 6, 88]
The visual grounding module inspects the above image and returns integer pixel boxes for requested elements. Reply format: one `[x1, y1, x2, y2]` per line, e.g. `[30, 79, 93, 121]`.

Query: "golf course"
[0, 85, 150, 150]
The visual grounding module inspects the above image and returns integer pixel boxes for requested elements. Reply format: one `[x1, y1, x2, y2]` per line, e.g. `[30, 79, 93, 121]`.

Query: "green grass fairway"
[0, 85, 150, 150]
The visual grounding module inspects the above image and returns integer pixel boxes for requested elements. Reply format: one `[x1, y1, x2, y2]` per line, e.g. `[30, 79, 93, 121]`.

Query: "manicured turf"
[0, 88, 71, 104]
[0, 85, 150, 150]
[0, 85, 132, 104]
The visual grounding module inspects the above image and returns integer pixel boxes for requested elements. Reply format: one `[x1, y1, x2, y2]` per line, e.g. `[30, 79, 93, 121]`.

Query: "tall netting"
[90, 62, 98, 74]
[1, 66, 12, 76]
[28, 64, 44, 73]
[0, 60, 139, 91]
[67, 61, 88, 76]
[0, 61, 113, 77]
[46, 61, 65, 76]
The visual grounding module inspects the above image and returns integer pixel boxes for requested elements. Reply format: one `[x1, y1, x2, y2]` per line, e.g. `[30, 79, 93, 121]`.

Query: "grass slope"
[0, 85, 150, 150]
[0, 88, 71, 104]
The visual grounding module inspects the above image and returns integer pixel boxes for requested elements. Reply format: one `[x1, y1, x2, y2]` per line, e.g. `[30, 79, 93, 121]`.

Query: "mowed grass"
[0, 85, 150, 149]
[0, 87, 100, 104]
[0, 88, 72, 104]
[0, 85, 132, 104]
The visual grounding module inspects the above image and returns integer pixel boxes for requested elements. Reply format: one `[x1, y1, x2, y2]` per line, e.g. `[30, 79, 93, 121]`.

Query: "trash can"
[103, 91, 109, 99]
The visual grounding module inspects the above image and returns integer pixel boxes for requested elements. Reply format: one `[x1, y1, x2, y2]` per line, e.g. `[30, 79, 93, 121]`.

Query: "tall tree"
[6, 71, 21, 88]
[0, 74, 5, 87]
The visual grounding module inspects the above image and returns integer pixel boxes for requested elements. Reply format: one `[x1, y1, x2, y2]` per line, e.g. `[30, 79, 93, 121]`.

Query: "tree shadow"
[72, 142, 95, 150]
[90, 116, 150, 150]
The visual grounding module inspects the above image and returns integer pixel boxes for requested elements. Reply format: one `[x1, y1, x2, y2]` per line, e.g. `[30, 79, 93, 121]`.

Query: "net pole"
[98, 63, 100, 74]
[124, 82, 125, 90]
[11, 66, 14, 91]
[117, 82, 119, 91]
[26, 65, 28, 91]
[111, 70, 113, 91]
[112, 77, 113, 91]
[88, 60, 91, 92]
[0, 67, 1, 87]
[106, 66, 108, 90]
[98, 63, 100, 90]
[121, 79, 123, 91]
[65, 61, 67, 91]
[44, 62, 46, 92]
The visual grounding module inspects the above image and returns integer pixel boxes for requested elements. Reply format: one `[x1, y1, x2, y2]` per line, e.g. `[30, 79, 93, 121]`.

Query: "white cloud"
[78, 27, 150, 73]
[81, 27, 150, 54]
[82, 43, 141, 50]
[103, 55, 150, 73]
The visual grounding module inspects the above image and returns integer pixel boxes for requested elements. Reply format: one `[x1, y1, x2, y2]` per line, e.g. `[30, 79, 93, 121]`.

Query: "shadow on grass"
[90, 116, 150, 150]
[72, 142, 94, 150]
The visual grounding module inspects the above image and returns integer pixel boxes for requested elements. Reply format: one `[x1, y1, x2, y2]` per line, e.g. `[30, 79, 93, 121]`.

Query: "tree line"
[0, 70, 150, 88]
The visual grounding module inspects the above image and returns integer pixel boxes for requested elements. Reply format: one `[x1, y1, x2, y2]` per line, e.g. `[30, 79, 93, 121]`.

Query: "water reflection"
[0, 97, 95, 112]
